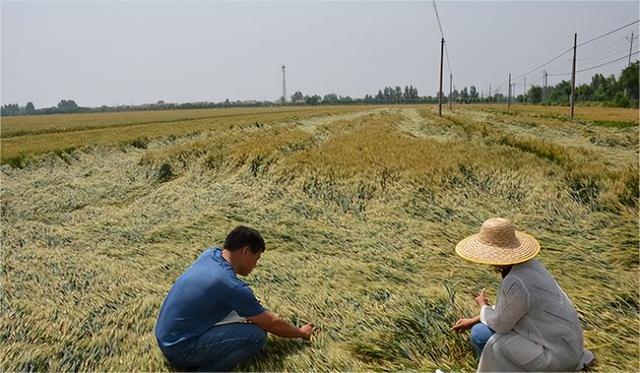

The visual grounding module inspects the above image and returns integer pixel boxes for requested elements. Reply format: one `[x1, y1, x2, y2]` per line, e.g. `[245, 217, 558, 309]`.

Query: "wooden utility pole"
[542, 70, 548, 101]
[449, 73, 453, 110]
[439, 38, 444, 117]
[523, 77, 527, 104]
[570, 33, 577, 120]
[628, 31, 635, 67]
[507, 73, 511, 111]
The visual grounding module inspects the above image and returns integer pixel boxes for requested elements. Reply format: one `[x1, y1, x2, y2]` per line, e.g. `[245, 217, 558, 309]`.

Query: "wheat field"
[1, 105, 638, 371]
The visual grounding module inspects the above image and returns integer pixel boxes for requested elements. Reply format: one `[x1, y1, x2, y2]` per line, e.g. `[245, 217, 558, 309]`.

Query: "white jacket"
[478, 259, 594, 372]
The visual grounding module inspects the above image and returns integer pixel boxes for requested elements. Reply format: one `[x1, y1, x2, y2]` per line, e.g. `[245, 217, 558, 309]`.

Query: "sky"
[2, 1, 639, 108]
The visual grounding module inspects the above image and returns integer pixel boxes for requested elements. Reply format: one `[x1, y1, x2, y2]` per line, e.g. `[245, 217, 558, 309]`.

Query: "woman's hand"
[475, 288, 490, 306]
[451, 318, 477, 332]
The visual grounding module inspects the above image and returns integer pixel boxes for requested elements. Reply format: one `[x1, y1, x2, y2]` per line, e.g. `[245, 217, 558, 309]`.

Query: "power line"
[444, 44, 453, 78]
[545, 72, 571, 77]
[432, 1, 454, 80]
[577, 19, 639, 48]
[578, 37, 628, 59]
[512, 47, 573, 80]
[580, 47, 638, 66]
[529, 75, 545, 85]
[550, 58, 574, 71]
[547, 50, 639, 76]
[512, 19, 639, 81]
[432, 0, 445, 41]
[432, 0, 456, 110]
[577, 50, 639, 74]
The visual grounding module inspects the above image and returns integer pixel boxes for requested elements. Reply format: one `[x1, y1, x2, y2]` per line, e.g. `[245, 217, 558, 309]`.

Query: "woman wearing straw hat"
[451, 218, 594, 372]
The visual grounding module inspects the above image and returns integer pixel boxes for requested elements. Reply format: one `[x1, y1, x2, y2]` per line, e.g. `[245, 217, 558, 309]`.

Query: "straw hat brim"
[455, 231, 540, 265]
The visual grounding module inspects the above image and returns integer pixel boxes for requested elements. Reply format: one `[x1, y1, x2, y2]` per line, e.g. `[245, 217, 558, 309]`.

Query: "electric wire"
[511, 48, 573, 80]
[580, 47, 638, 66]
[576, 51, 639, 74]
[547, 50, 639, 76]
[490, 20, 639, 96]
[578, 37, 628, 59]
[432, 0, 455, 98]
[577, 19, 639, 48]
[432, 0, 445, 42]
[512, 20, 638, 81]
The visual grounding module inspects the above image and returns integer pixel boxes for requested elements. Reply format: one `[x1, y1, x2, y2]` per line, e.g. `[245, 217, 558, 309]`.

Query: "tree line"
[1, 99, 83, 116]
[2, 63, 637, 117]
[288, 85, 422, 105]
[449, 62, 638, 108]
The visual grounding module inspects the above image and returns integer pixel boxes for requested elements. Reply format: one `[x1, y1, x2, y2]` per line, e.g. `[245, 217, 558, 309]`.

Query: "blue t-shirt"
[155, 248, 266, 348]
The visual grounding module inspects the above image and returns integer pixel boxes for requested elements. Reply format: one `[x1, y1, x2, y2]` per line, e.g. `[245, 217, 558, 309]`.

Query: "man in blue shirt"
[156, 226, 313, 371]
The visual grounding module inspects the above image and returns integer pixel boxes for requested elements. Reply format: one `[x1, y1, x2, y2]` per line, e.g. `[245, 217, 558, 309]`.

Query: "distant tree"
[469, 86, 478, 100]
[451, 89, 459, 102]
[613, 92, 632, 108]
[25, 102, 35, 114]
[527, 86, 543, 104]
[323, 93, 339, 105]
[57, 99, 79, 113]
[1, 103, 20, 116]
[290, 91, 304, 103]
[460, 87, 469, 102]
[304, 95, 321, 105]
[403, 85, 419, 102]
[545, 80, 571, 105]
[394, 86, 402, 102]
[410, 86, 419, 99]
[339, 96, 353, 104]
[619, 61, 639, 100]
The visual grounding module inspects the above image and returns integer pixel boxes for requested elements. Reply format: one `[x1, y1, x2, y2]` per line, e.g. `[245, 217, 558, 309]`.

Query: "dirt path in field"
[294, 108, 387, 134]
[395, 107, 458, 141]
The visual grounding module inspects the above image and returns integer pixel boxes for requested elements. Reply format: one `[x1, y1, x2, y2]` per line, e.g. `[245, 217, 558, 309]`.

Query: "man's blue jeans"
[470, 323, 495, 358]
[161, 323, 267, 372]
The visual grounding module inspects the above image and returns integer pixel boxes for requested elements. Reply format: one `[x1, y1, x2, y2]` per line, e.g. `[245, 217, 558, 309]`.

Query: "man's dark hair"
[224, 226, 265, 253]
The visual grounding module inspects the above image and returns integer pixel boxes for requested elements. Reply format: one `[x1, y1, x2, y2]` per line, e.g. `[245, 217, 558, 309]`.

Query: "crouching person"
[155, 226, 313, 371]
[451, 218, 594, 372]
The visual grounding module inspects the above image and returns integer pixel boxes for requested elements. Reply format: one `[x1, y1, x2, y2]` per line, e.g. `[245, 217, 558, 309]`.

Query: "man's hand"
[475, 288, 489, 306]
[247, 311, 314, 340]
[299, 323, 314, 340]
[451, 318, 476, 333]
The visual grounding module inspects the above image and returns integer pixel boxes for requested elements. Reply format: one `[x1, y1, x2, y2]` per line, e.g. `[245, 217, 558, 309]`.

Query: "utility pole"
[439, 38, 444, 117]
[281, 65, 287, 104]
[523, 77, 527, 104]
[489, 85, 492, 100]
[627, 31, 635, 67]
[570, 33, 577, 120]
[542, 70, 548, 101]
[449, 73, 453, 110]
[507, 73, 511, 111]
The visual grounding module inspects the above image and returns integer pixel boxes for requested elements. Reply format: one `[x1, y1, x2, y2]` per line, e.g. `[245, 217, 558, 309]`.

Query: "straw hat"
[455, 218, 540, 265]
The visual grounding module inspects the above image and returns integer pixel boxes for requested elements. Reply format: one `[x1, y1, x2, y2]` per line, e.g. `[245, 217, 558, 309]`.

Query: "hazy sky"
[2, 1, 638, 108]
